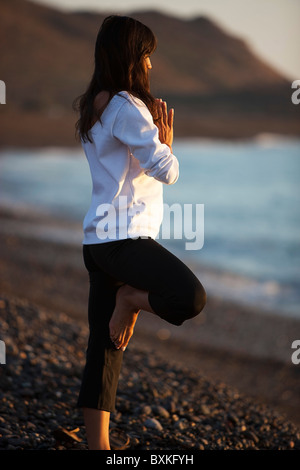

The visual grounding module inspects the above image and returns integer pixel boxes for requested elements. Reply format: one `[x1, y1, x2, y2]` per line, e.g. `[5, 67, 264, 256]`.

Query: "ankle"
[118, 285, 140, 313]
[89, 443, 111, 450]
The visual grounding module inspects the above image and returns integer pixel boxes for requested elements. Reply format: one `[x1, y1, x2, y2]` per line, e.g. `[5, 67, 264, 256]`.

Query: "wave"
[194, 263, 300, 319]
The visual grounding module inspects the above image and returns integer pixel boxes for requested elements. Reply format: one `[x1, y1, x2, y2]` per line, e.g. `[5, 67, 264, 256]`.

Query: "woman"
[74, 15, 206, 450]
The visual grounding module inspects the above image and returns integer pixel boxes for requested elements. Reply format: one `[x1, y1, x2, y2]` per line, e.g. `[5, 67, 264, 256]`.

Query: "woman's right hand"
[155, 99, 174, 153]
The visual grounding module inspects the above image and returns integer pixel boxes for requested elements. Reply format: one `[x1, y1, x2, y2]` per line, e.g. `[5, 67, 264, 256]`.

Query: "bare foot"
[109, 284, 140, 351]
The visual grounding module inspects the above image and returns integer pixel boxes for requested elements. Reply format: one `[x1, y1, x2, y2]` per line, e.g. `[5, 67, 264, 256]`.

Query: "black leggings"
[77, 237, 206, 412]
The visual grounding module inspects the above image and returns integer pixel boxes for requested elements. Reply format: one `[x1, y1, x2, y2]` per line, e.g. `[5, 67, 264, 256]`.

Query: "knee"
[194, 283, 207, 315]
[189, 282, 206, 318]
[152, 280, 207, 327]
[172, 282, 206, 326]
[176, 282, 206, 325]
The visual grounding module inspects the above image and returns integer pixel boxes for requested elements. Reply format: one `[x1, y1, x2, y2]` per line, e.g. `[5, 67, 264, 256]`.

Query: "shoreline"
[0, 132, 300, 155]
[0, 108, 299, 148]
[0, 209, 299, 430]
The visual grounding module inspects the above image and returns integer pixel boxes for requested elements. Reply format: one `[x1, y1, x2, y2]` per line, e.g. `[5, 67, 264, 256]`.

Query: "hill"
[0, 0, 299, 146]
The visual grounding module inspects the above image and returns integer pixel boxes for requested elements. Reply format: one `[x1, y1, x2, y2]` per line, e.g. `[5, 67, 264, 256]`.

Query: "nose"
[146, 57, 152, 69]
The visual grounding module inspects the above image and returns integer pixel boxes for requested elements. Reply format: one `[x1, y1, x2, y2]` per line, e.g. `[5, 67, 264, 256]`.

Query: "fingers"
[162, 101, 168, 126]
[155, 99, 174, 151]
[159, 100, 167, 126]
[156, 99, 174, 128]
[168, 108, 174, 128]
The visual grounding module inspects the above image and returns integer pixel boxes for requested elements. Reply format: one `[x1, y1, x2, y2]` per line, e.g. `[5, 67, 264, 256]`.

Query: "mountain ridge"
[0, 0, 298, 146]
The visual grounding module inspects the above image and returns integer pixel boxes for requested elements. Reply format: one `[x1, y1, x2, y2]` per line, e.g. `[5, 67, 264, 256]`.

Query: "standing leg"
[83, 408, 111, 450]
[77, 246, 124, 450]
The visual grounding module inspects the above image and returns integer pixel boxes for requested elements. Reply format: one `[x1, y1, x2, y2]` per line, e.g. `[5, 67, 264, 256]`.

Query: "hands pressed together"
[155, 98, 174, 153]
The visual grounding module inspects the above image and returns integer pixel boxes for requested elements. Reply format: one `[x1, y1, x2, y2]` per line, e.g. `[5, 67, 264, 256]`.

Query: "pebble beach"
[0, 298, 300, 450]
[0, 209, 300, 451]
[0, 295, 300, 451]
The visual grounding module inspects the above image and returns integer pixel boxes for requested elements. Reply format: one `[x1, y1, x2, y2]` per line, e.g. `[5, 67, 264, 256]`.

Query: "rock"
[141, 405, 152, 416]
[200, 404, 210, 415]
[174, 419, 188, 430]
[52, 427, 82, 443]
[144, 418, 163, 432]
[164, 399, 177, 413]
[227, 412, 239, 425]
[243, 430, 259, 444]
[152, 405, 170, 419]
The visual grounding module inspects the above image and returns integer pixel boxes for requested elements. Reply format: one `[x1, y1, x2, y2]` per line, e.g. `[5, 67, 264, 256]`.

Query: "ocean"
[0, 136, 299, 318]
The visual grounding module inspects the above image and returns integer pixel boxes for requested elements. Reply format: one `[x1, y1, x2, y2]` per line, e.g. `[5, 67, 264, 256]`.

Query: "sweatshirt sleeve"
[112, 95, 179, 185]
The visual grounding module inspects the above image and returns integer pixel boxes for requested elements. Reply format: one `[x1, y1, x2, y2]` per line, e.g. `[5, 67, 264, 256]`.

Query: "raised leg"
[109, 284, 154, 351]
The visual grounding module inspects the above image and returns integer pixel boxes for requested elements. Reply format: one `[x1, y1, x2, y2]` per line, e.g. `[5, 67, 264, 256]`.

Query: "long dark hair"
[74, 15, 158, 142]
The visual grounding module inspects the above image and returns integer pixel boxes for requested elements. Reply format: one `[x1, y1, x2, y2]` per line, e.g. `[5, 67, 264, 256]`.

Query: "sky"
[32, 0, 300, 79]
